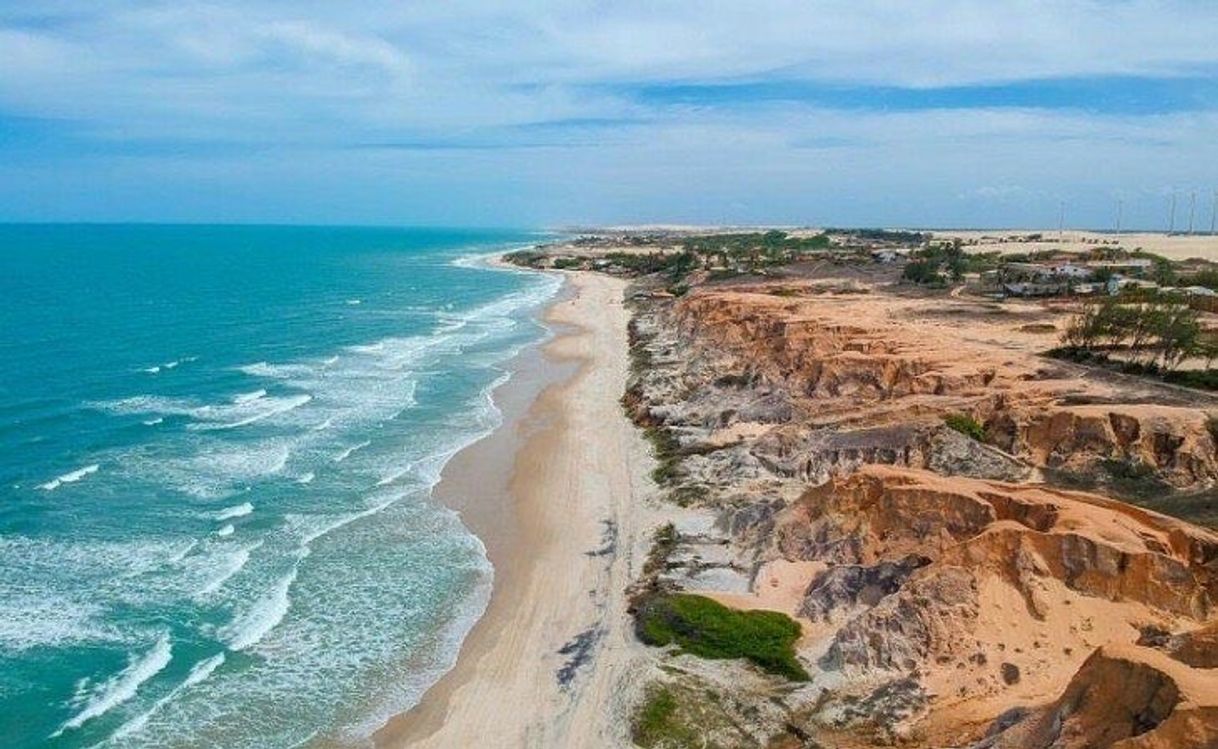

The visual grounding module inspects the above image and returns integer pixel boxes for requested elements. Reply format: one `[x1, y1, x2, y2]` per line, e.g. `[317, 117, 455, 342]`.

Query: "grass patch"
[944, 413, 986, 442]
[644, 426, 683, 485]
[668, 485, 709, 507]
[632, 686, 697, 748]
[635, 593, 810, 681]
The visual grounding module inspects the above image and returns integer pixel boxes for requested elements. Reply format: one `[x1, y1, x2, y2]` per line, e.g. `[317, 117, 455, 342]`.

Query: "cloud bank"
[1, 1, 1216, 227]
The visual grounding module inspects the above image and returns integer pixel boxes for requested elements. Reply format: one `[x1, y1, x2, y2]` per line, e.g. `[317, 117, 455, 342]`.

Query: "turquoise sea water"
[0, 225, 560, 748]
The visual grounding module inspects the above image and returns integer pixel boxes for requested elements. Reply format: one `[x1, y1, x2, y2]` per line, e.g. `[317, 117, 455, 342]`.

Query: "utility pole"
[1211, 189, 1217, 235]
[1169, 193, 1177, 233]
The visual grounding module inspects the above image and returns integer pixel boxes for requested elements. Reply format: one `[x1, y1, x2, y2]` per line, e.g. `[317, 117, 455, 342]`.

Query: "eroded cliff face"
[624, 279, 1218, 748]
[665, 287, 1218, 492]
[768, 466, 1218, 746]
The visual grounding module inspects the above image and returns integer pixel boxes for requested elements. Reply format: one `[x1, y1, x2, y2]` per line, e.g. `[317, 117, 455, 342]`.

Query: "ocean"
[0, 225, 561, 748]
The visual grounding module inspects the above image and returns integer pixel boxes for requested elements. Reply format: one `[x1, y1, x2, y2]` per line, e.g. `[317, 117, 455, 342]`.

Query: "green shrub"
[644, 426, 683, 485]
[902, 259, 944, 285]
[944, 413, 986, 442]
[635, 593, 809, 681]
[551, 256, 584, 270]
[632, 686, 690, 747]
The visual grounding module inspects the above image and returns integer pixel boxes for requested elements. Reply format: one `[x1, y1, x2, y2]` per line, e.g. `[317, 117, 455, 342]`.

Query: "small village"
[510, 227, 1218, 390]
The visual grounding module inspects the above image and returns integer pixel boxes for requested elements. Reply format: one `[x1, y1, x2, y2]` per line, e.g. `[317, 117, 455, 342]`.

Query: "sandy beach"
[374, 270, 651, 748]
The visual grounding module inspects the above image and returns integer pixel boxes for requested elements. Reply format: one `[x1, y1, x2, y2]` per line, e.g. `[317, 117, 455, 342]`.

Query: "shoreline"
[372, 268, 648, 747]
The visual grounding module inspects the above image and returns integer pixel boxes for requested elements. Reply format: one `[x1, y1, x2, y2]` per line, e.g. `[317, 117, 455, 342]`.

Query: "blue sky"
[1, 1, 1217, 228]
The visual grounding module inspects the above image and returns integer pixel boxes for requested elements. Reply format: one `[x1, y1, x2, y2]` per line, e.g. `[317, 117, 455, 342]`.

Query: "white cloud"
[0, 1, 1216, 225]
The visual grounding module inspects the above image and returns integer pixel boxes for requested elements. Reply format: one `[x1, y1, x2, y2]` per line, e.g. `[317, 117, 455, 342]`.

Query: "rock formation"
[620, 272, 1218, 747]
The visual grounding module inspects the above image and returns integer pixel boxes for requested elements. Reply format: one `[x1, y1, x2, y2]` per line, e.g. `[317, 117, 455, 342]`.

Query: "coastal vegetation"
[1053, 295, 1218, 390]
[944, 412, 986, 441]
[643, 522, 679, 578]
[643, 425, 683, 485]
[630, 681, 756, 749]
[901, 240, 973, 285]
[507, 229, 842, 280]
[680, 230, 831, 272]
[825, 228, 929, 245]
[635, 593, 810, 681]
[631, 686, 695, 748]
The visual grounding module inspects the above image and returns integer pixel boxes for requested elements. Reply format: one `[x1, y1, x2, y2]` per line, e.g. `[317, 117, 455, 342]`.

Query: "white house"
[1049, 263, 1092, 279]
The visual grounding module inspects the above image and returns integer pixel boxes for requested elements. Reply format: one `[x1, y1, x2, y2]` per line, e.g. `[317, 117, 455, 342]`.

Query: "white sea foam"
[39, 463, 100, 491]
[162, 441, 291, 498]
[333, 441, 370, 463]
[296, 472, 315, 484]
[54, 632, 173, 736]
[339, 547, 493, 742]
[215, 524, 234, 537]
[109, 653, 226, 741]
[348, 342, 385, 354]
[0, 594, 110, 651]
[95, 395, 197, 418]
[215, 502, 253, 521]
[163, 360, 179, 370]
[346, 299, 362, 305]
[142, 417, 163, 426]
[232, 388, 268, 404]
[292, 493, 401, 550]
[312, 416, 335, 432]
[221, 566, 299, 651]
[188, 394, 312, 431]
[165, 539, 199, 565]
[197, 543, 260, 597]
[143, 366, 160, 374]
[375, 464, 416, 487]
[239, 361, 312, 379]
[322, 356, 340, 367]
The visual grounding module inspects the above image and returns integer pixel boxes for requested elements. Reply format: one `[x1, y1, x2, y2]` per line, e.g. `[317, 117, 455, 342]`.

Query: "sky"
[1, 1, 1217, 228]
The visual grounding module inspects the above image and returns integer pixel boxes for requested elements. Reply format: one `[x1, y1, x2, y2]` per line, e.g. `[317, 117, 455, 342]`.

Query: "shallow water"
[0, 225, 559, 748]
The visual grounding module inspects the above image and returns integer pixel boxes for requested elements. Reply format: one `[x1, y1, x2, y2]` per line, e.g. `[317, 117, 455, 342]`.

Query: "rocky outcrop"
[983, 403, 1218, 488]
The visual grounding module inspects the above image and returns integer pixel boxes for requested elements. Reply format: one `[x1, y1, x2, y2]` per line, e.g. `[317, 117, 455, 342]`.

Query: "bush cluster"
[635, 593, 810, 681]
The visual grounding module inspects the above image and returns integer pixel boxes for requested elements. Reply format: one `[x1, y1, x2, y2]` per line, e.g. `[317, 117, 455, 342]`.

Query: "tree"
[1157, 303, 1201, 371]
[903, 260, 942, 284]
